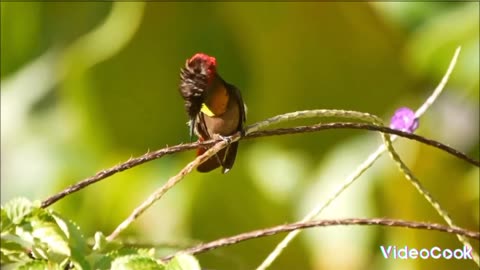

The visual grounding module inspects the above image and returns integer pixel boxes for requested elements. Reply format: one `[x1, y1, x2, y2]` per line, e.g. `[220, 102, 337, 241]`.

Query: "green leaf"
[2, 197, 36, 225]
[166, 254, 200, 270]
[1, 207, 13, 233]
[30, 214, 70, 259]
[93, 231, 121, 253]
[111, 254, 165, 270]
[17, 259, 61, 270]
[93, 231, 108, 251]
[91, 247, 157, 270]
[1, 197, 93, 267]
[11, 209, 70, 262]
[1, 237, 30, 263]
[52, 213, 90, 269]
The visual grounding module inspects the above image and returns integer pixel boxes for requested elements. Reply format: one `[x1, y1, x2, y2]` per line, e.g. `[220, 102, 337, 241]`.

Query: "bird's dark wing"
[224, 81, 246, 130]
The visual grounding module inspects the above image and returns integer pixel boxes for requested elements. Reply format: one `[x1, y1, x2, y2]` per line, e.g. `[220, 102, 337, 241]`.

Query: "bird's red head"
[179, 53, 221, 129]
[187, 53, 217, 83]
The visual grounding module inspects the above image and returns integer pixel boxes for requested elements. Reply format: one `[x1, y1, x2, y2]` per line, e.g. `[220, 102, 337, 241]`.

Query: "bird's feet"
[211, 134, 232, 144]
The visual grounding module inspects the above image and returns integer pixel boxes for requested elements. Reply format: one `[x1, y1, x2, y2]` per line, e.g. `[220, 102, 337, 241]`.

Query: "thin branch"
[415, 47, 461, 118]
[107, 109, 393, 242]
[256, 46, 467, 270]
[41, 122, 479, 208]
[248, 123, 479, 166]
[162, 217, 480, 261]
[40, 140, 215, 208]
[105, 135, 240, 241]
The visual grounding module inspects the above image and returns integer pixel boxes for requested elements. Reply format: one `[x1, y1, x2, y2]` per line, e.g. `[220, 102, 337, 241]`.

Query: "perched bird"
[179, 53, 246, 173]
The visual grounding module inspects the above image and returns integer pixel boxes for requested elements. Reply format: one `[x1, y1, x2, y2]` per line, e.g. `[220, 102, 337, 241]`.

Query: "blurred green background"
[1, 2, 478, 270]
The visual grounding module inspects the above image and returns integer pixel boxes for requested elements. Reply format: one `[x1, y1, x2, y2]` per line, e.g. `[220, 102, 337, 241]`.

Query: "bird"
[179, 53, 246, 173]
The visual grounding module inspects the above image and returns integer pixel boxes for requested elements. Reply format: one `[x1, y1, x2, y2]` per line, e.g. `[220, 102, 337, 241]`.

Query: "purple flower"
[390, 107, 419, 133]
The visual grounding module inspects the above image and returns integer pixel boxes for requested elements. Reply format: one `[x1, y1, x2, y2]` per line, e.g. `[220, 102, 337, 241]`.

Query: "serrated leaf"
[1, 199, 92, 267]
[166, 254, 200, 270]
[0, 237, 30, 263]
[90, 252, 114, 270]
[2, 197, 35, 225]
[91, 246, 157, 270]
[30, 216, 70, 258]
[1, 207, 13, 233]
[30, 239, 50, 260]
[16, 212, 70, 262]
[51, 213, 90, 269]
[111, 254, 165, 270]
[15, 222, 35, 246]
[17, 259, 62, 270]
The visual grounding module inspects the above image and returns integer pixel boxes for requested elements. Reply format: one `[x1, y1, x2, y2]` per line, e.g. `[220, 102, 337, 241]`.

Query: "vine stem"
[106, 136, 237, 241]
[256, 47, 480, 269]
[163, 217, 479, 261]
[41, 120, 478, 209]
[101, 47, 477, 266]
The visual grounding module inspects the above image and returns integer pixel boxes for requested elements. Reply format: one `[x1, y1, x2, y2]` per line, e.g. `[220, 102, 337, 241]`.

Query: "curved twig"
[41, 122, 479, 208]
[162, 217, 480, 261]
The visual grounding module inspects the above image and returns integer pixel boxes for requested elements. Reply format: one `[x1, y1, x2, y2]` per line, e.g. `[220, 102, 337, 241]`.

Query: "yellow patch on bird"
[202, 84, 230, 116]
[201, 103, 216, 117]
